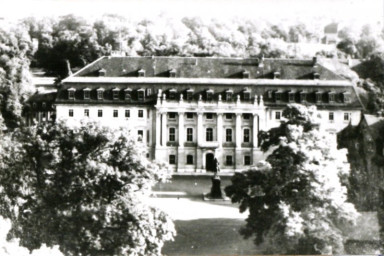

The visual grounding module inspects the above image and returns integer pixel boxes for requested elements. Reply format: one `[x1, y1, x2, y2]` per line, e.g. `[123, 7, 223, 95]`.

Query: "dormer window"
[316, 91, 322, 103]
[138, 69, 145, 77]
[83, 88, 91, 100]
[169, 89, 177, 100]
[343, 92, 351, 103]
[288, 91, 296, 102]
[137, 89, 145, 101]
[274, 71, 280, 79]
[243, 89, 251, 101]
[313, 72, 320, 79]
[328, 91, 335, 103]
[170, 69, 176, 78]
[98, 69, 106, 77]
[275, 90, 283, 101]
[32, 102, 37, 108]
[268, 90, 273, 99]
[243, 71, 250, 79]
[112, 88, 120, 100]
[186, 89, 194, 101]
[146, 88, 152, 96]
[68, 88, 76, 100]
[300, 91, 307, 103]
[206, 89, 213, 101]
[226, 90, 233, 101]
[124, 88, 132, 101]
[97, 88, 104, 100]
[42, 102, 46, 109]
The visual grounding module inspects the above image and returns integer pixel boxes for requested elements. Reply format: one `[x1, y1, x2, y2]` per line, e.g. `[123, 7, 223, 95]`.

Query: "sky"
[0, 0, 382, 25]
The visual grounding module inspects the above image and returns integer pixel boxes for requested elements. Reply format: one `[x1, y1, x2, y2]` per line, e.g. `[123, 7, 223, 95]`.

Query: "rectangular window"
[275, 93, 281, 101]
[225, 113, 232, 120]
[226, 92, 232, 101]
[138, 130, 143, 142]
[289, 93, 295, 102]
[316, 93, 322, 103]
[244, 155, 251, 165]
[138, 90, 144, 101]
[243, 114, 250, 120]
[138, 110, 144, 118]
[329, 112, 334, 121]
[344, 113, 350, 121]
[84, 90, 90, 100]
[206, 128, 213, 142]
[226, 155, 233, 166]
[113, 91, 119, 100]
[169, 155, 176, 165]
[300, 93, 306, 102]
[113, 110, 118, 118]
[169, 127, 176, 142]
[42, 102, 46, 108]
[186, 155, 194, 165]
[125, 91, 131, 101]
[186, 112, 194, 119]
[69, 109, 73, 117]
[226, 129, 232, 142]
[84, 109, 89, 117]
[187, 128, 193, 142]
[206, 92, 213, 101]
[68, 90, 75, 100]
[98, 109, 103, 117]
[243, 128, 250, 143]
[125, 110, 130, 118]
[168, 112, 176, 119]
[169, 90, 176, 100]
[42, 112, 46, 118]
[186, 91, 193, 101]
[97, 91, 103, 100]
[329, 93, 335, 102]
[206, 113, 213, 119]
[243, 92, 250, 101]
[146, 88, 152, 96]
[275, 111, 281, 120]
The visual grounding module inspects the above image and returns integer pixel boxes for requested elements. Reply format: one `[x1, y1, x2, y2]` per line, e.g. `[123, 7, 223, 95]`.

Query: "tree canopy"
[225, 104, 358, 254]
[0, 121, 175, 256]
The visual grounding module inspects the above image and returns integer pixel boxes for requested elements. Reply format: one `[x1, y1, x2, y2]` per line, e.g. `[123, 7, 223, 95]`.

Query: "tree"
[225, 104, 358, 254]
[0, 121, 175, 256]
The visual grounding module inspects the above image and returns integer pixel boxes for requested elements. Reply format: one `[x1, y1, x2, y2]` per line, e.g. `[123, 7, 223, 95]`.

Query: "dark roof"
[70, 56, 343, 81]
[27, 92, 57, 103]
[362, 114, 384, 140]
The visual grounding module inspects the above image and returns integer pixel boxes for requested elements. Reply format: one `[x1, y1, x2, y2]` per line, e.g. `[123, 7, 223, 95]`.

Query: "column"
[252, 114, 258, 148]
[197, 112, 203, 146]
[178, 112, 184, 148]
[217, 113, 223, 147]
[161, 112, 167, 146]
[155, 112, 161, 147]
[235, 113, 242, 148]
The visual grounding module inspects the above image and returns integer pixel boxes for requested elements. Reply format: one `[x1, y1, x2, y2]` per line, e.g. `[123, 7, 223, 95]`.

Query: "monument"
[203, 157, 229, 201]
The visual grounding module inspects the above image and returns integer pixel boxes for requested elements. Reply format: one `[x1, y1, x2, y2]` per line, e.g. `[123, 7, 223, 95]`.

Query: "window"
[206, 128, 213, 141]
[226, 129, 232, 142]
[42, 102, 46, 108]
[186, 90, 193, 101]
[329, 93, 335, 102]
[243, 128, 250, 143]
[226, 155, 233, 166]
[138, 90, 145, 101]
[138, 110, 144, 118]
[113, 90, 119, 100]
[138, 130, 143, 142]
[98, 109, 103, 117]
[329, 112, 334, 121]
[206, 90, 213, 101]
[84, 109, 89, 117]
[42, 112, 46, 119]
[146, 88, 152, 96]
[168, 112, 176, 119]
[186, 113, 194, 119]
[243, 91, 250, 101]
[300, 92, 306, 102]
[169, 89, 176, 100]
[275, 111, 281, 120]
[275, 92, 281, 101]
[225, 113, 232, 120]
[84, 90, 90, 100]
[344, 113, 350, 121]
[69, 109, 73, 117]
[125, 90, 132, 101]
[125, 110, 130, 118]
[138, 69, 145, 77]
[186, 155, 194, 165]
[170, 70, 176, 78]
[113, 110, 118, 118]
[226, 91, 233, 101]
[169, 127, 176, 142]
[343, 93, 350, 103]
[97, 90, 104, 100]
[244, 155, 251, 165]
[289, 92, 295, 102]
[206, 113, 213, 119]
[187, 128, 193, 142]
[316, 92, 322, 103]
[32, 102, 37, 108]
[243, 114, 250, 120]
[268, 91, 273, 99]
[169, 155, 176, 164]
[68, 90, 75, 100]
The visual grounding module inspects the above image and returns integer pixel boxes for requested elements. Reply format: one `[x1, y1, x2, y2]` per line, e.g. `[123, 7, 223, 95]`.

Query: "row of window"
[68, 109, 147, 118]
[168, 154, 252, 166]
[274, 111, 351, 121]
[268, 90, 351, 104]
[168, 112, 252, 120]
[67, 88, 149, 101]
[168, 127, 251, 143]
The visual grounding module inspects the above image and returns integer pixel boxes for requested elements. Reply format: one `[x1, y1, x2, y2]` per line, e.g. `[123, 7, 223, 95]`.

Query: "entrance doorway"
[205, 153, 215, 172]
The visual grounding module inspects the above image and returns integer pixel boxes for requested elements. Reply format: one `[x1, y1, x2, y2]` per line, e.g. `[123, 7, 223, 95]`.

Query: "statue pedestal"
[203, 174, 230, 201]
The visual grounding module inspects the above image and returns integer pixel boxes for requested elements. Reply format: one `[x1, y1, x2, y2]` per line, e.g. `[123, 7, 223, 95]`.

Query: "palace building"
[52, 56, 363, 173]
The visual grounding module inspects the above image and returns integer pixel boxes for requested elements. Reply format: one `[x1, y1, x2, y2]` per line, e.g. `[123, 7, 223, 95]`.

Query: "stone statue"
[210, 157, 222, 198]
[213, 157, 220, 174]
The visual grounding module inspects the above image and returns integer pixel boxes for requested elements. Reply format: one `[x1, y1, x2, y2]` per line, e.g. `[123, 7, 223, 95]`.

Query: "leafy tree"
[0, 121, 175, 256]
[225, 104, 358, 254]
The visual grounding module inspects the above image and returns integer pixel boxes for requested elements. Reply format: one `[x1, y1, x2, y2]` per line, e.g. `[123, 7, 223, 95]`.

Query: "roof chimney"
[312, 56, 318, 66]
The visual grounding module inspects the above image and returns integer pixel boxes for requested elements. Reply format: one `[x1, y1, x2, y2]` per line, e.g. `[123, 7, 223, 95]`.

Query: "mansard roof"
[65, 56, 344, 81]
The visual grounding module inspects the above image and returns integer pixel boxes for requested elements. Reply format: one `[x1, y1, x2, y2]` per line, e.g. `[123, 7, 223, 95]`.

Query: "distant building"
[49, 56, 364, 173]
[322, 22, 339, 45]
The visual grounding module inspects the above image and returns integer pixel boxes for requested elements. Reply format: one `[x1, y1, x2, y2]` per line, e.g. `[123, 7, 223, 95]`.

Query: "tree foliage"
[225, 104, 358, 254]
[0, 121, 175, 256]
